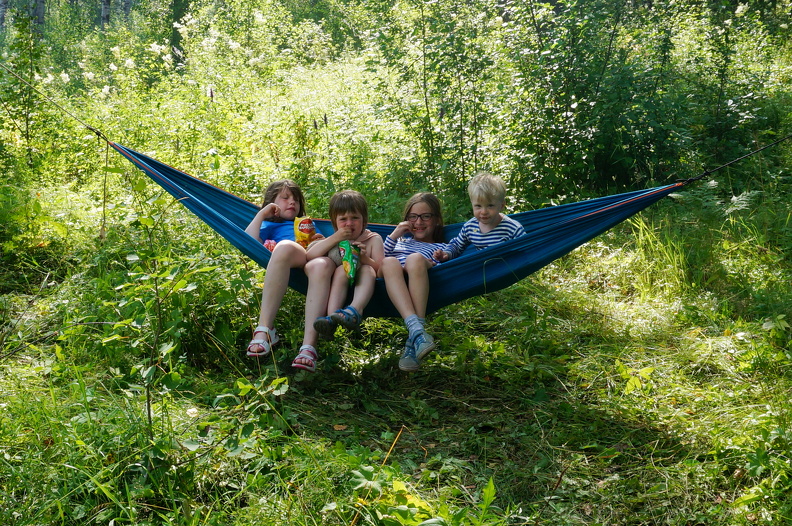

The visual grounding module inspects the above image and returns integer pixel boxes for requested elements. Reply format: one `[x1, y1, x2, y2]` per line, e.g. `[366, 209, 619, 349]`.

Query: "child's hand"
[390, 221, 412, 239]
[433, 249, 450, 262]
[353, 241, 367, 260]
[333, 226, 356, 241]
[263, 203, 280, 219]
[309, 232, 325, 242]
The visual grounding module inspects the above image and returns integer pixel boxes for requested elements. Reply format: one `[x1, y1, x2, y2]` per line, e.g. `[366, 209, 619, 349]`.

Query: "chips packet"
[293, 217, 316, 248]
[263, 239, 277, 251]
[338, 240, 360, 285]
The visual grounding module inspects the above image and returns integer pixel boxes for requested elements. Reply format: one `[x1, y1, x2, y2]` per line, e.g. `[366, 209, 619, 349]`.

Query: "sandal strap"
[292, 345, 318, 372]
[337, 305, 361, 323]
[295, 345, 317, 360]
[247, 326, 279, 357]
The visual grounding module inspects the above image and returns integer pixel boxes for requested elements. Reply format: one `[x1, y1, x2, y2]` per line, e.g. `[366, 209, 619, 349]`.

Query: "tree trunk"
[170, 0, 190, 57]
[0, 0, 7, 32]
[101, 0, 111, 29]
[32, 0, 45, 28]
[123, 0, 133, 18]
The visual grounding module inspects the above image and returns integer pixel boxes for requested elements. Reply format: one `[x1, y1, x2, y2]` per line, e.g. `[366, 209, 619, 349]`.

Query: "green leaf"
[351, 466, 382, 495]
[181, 439, 201, 452]
[236, 378, 253, 396]
[162, 371, 181, 390]
[480, 477, 496, 509]
[624, 376, 642, 394]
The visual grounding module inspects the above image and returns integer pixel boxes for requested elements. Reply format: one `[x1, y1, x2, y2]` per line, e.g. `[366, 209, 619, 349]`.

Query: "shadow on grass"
[220, 279, 710, 520]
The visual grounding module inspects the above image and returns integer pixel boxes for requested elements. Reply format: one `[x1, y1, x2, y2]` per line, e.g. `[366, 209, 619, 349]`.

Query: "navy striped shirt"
[384, 236, 450, 265]
[446, 215, 525, 258]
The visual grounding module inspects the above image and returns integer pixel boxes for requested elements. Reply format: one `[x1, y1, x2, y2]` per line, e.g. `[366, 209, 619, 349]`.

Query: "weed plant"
[2, 1, 792, 524]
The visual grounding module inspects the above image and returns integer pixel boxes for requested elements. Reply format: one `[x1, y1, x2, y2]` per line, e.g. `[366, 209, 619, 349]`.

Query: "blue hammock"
[110, 143, 686, 318]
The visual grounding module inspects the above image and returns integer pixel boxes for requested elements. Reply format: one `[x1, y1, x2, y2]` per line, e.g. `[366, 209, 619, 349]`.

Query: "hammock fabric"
[111, 143, 686, 318]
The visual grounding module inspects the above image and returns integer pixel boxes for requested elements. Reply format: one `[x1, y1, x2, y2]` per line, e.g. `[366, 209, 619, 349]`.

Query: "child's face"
[272, 189, 299, 221]
[471, 196, 504, 228]
[334, 210, 365, 239]
[406, 201, 437, 242]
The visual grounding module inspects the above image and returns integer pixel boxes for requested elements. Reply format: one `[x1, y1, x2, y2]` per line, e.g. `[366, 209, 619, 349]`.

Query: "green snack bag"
[338, 240, 360, 286]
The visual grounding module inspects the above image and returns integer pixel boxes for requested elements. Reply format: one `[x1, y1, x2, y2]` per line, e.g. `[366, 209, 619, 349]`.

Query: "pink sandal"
[291, 345, 318, 372]
[246, 326, 279, 357]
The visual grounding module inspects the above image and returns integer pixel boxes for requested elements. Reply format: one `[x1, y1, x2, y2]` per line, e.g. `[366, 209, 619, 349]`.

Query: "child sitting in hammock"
[379, 192, 450, 372]
[434, 171, 525, 262]
[292, 190, 385, 372]
[244, 179, 323, 358]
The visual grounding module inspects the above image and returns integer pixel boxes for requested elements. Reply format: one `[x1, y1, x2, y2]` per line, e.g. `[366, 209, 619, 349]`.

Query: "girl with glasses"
[378, 192, 450, 372]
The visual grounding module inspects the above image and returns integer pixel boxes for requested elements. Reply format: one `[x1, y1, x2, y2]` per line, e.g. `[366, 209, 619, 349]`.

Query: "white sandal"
[291, 345, 318, 372]
[246, 326, 279, 357]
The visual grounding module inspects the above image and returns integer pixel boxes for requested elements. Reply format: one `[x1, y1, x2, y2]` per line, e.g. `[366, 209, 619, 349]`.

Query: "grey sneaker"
[413, 330, 436, 361]
[398, 339, 419, 372]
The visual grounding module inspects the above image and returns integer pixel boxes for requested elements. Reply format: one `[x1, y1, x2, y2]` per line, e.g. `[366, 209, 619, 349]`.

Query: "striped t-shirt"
[446, 215, 525, 258]
[384, 235, 451, 265]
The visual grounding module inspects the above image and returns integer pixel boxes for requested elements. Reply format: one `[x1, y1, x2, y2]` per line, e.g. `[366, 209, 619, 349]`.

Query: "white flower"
[735, 4, 748, 16]
[228, 40, 241, 50]
[163, 54, 173, 64]
[109, 63, 118, 71]
[124, 58, 135, 68]
[43, 73, 54, 84]
[60, 72, 70, 83]
[83, 72, 95, 81]
[102, 85, 111, 95]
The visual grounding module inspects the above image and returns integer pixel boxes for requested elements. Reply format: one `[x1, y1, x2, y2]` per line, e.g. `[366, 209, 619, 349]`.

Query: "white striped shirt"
[384, 236, 450, 265]
[446, 215, 525, 258]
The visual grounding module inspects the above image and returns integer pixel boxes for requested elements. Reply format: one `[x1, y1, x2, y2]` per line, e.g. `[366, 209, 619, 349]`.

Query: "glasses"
[406, 213, 435, 222]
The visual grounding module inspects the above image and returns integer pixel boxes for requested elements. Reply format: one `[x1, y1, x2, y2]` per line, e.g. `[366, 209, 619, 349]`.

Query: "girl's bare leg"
[348, 265, 376, 314]
[294, 257, 336, 366]
[404, 253, 432, 319]
[379, 257, 418, 319]
[249, 241, 307, 354]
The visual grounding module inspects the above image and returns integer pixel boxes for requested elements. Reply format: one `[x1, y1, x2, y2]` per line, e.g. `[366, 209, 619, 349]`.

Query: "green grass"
[3, 190, 792, 525]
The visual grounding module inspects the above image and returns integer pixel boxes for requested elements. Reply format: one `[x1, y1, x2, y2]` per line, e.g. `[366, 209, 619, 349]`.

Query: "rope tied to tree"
[679, 132, 792, 185]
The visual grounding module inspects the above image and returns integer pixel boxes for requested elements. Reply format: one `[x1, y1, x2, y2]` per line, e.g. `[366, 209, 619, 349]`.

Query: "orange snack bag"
[294, 217, 316, 248]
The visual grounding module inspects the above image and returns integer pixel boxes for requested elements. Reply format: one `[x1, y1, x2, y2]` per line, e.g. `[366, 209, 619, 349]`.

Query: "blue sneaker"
[398, 339, 419, 372]
[413, 330, 436, 361]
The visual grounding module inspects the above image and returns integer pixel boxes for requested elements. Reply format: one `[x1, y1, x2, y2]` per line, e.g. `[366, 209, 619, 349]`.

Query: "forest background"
[1, 0, 792, 524]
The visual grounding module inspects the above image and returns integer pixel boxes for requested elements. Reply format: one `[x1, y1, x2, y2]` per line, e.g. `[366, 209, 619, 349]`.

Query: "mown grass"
[2, 180, 792, 525]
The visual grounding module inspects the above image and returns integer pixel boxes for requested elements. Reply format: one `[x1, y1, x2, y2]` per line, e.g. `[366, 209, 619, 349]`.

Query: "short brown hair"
[329, 190, 368, 229]
[262, 179, 306, 217]
[402, 192, 445, 243]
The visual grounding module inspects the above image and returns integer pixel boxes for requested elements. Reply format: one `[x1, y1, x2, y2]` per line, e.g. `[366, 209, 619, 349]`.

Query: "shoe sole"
[399, 361, 420, 372]
[415, 340, 436, 361]
[313, 318, 337, 339]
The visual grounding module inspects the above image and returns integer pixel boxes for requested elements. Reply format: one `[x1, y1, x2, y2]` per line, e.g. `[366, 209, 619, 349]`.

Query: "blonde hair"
[467, 171, 506, 203]
[329, 190, 369, 229]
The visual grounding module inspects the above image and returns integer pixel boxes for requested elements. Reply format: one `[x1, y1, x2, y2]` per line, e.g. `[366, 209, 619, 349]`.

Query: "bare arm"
[244, 203, 280, 242]
[357, 235, 385, 273]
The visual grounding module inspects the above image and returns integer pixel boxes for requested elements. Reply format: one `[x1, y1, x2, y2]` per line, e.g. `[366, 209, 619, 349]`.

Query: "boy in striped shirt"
[434, 171, 525, 262]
